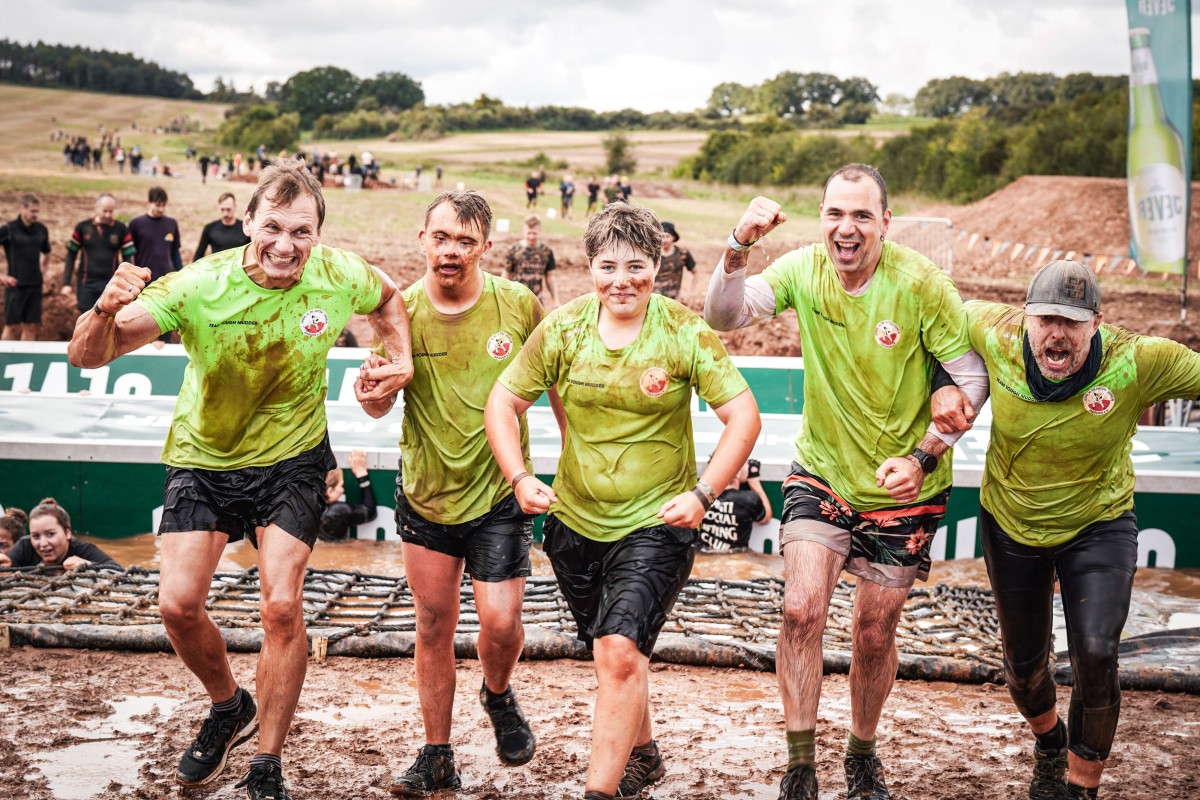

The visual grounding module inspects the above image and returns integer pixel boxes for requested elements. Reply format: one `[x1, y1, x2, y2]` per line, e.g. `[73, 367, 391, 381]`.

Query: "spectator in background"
[0, 193, 52, 341]
[653, 221, 696, 301]
[524, 171, 541, 209]
[586, 176, 601, 215]
[559, 175, 575, 220]
[63, 193, 137, 315]
[618, 176, 632, 202]
[697, 458, 772, 552]
[335, 327, 358, 347]
[129, 187, 182, 343]
[317, 450, 378, 542]
[193, 193, 251, 262]
[199, 153, 211, 184]
[0, 508, 27, 555]
[503, 215, 559, 310]
[0, 498, 119, 570]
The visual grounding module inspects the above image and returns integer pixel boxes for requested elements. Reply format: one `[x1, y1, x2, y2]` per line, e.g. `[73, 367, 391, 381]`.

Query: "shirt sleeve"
[703, 260, 779, 331]
[193, 223, 212, 262]
[689, 319, 750, 408]
[545, 249, 556, 272]
[919, 269, 972, 363]
[499, 317, 557, 402]
[39, 225, 51, 254]
[1138, 335, 1200, 404]
[684, 248, 696, 271]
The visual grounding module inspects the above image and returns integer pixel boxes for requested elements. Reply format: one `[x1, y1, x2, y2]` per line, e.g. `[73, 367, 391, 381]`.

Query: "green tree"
[913, 76, 990, 117]
[603, 132, 637, 175]
[361, 71, 424, 111]
[707, 81, 755, 117]
[217, 104, 299, 153]
[278, 66, 361, 128]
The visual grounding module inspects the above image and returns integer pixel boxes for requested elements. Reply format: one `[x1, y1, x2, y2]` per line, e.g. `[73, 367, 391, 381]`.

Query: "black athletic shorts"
[541, 515, 696, 657]
[395, 476, 532, 582]
[158, 434, 336, 548]
[76, 281, 107, 313]
[4, 285, 41, 324]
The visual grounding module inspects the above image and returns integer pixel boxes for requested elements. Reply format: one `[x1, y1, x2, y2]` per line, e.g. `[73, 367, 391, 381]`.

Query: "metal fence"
[889, 216, 954, 274]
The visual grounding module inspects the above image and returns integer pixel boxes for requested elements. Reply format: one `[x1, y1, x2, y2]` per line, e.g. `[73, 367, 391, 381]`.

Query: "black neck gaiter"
[1022, 330, 1103, 402]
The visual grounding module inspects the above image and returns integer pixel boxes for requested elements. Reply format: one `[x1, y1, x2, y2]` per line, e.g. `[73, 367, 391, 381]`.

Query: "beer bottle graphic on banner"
[1127, 27, 1187, 274]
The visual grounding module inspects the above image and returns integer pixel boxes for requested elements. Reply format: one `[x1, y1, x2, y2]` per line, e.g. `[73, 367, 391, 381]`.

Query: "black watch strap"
[910, 447, 938, 474]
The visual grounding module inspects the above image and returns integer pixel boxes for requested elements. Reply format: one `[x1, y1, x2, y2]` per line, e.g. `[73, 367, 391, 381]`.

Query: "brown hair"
[424, 190, 493, 240]
[30, 497, 71, 532]
[0, 508, 27, 541]
[822, 163, 888, 214]
[20, 193, 40, 208]
[148, 186, 168, 204]
[247, 159, 326, 229]
[523, 214, 541, 229]
[583, 202, 663, 266]
[218, 192, 236, 205]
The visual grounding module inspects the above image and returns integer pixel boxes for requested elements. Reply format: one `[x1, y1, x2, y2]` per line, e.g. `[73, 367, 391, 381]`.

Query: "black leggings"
[980, 507, 1138, 761]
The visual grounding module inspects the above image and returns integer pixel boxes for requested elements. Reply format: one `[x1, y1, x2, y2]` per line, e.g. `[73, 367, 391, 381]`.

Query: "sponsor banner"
[1, 395, 1198, 568]
[1125, 0, 1192, 273]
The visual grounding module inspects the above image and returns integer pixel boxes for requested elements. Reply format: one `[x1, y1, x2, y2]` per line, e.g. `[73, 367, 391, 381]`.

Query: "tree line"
[0, 39, 198, 99]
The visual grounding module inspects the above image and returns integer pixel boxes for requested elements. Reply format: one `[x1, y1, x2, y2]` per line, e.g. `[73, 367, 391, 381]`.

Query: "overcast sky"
[12, 0, 1200, 112]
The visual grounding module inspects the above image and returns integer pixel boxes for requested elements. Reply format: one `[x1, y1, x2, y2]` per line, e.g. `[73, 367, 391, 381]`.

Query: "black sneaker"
[176, 688, 258, 787]
[479, 681, 536, 766]
[844, 753, 890, 800]
[616, 740, 665, 797]
[234, 760, 291, 800]
[1029, 744, 1068, 800]
[778, 764, 817, 800]
[389, 745, 462, 797]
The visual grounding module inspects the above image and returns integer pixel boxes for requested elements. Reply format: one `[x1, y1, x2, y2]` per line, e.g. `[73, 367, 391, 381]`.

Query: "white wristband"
[727, 230, 754, 252]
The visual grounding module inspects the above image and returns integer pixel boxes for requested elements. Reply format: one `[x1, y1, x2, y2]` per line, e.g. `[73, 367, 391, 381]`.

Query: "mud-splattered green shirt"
[761, 241, 971, 510]
[137, 244, 382, 469]
[499, 293, 749, 542]
[967, 300, 1200, 546]
[400, 272, 543, 525]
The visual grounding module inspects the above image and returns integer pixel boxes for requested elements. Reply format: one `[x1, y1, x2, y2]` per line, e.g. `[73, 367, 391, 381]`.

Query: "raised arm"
[703, 197, 788, 331]
[67, 262, 163, 368]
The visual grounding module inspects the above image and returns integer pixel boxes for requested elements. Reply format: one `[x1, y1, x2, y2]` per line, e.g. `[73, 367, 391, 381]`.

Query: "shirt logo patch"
[300, 309, 328, 337]
[109, 235, 118, 245]
[487, 331, 513, 360]
[640, 367, 669, 397]
[1083, 386, 1115, 415]
[874, 320, 900, 348]
[165, 233, 174, 242]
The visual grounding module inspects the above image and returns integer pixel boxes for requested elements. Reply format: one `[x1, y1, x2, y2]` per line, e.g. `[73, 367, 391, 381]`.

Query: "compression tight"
[980, 508, 1138, 762]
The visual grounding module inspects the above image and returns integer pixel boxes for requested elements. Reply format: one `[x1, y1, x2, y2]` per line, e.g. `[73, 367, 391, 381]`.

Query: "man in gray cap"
[936, 260, 1200, 800]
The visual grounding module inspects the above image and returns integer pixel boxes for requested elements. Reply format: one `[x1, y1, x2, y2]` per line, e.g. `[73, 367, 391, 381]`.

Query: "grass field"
[0, 84, 956, 253]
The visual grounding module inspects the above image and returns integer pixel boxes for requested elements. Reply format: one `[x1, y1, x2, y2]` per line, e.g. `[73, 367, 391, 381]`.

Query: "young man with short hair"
[0, 193, 51, 340]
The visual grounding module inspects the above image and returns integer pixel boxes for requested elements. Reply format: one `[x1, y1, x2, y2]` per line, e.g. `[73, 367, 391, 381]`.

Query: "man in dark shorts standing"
[524, 171, 541, 209]
[586, 176, 601, 215]
[0, 193, 51, 341]
[652, 221, 696, 300]
[67, 159, 413, 800]
[194, 192, 252, 261]
[697, 458, 772, 552]
[62, 193, 136, 315]
[502, 214, 560, 309]
[936, 261, 1200, 800]
[704, 163, 988, 800]
[357, 190, 563, 796]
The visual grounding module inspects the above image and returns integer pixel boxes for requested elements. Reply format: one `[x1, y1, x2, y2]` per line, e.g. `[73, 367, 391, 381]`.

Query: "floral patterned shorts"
[778, 462, 949, 588]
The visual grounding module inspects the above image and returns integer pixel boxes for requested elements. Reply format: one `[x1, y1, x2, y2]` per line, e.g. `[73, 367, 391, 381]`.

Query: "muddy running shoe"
[1029, 744, 1068, 800]
[234, 760, 291, 800]
[479, 681, 536, 765]
[175, 688, 258, 787]
[778, 763, 817, 800]
[389, 744, 462, 797]
[616, 739, 665, 797]
[844, 753, 890, 800]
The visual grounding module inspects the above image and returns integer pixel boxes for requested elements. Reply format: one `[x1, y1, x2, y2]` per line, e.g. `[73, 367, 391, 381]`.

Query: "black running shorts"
[395, 477, 533, 583]
[4, 285, 41, 324]
[541, 515, 696, 657]
[158, 434, 336, 548]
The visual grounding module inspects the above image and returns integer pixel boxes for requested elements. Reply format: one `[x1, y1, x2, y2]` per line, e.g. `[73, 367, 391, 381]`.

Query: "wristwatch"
[909, 448, 938, 474]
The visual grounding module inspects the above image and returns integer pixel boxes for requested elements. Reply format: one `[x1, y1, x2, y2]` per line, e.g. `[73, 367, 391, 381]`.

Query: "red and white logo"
[874, 320, 900, 348]
[300, 309, 328, 337]
[487, 331, 513, 360]
[640, 367, 669, 397]
[1083, 386, 1115, 415]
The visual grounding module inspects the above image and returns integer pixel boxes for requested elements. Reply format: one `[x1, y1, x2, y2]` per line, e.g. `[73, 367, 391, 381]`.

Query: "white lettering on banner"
[111, 373, 152, 395]
[80, 367, 110, 394]
[3, 362, 32, 391]
[954, 517, 978, 559]
[336, 368, 359, 403]
[1138, 0, 1177, 15]
[1138, 528, 1176, 568]
[42, 362, 69, 393]
[355, 507, 400, 541]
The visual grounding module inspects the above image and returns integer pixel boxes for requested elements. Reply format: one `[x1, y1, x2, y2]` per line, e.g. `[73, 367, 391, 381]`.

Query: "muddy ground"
[1, 646, 1197, 799]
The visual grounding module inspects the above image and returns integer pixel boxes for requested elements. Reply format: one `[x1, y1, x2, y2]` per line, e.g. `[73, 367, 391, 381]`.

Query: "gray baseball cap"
[1025, 260, 1100, 322]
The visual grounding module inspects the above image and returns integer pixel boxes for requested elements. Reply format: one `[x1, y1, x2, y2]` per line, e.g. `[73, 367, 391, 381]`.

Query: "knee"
[853, 618, 897, 660]
[415, 603, 458, 641]
[595, 637, 645, 684]
[259, 593, 303, 633]
[1071, 634, 1120, 683]
[158, 593, 207, 630]
[781, 594, 827, 643]
[483, 615, 524, 650]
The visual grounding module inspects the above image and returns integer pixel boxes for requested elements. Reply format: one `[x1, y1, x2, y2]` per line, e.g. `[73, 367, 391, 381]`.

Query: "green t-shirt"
[967, 300, 1200, 546]
[499, 293, 750, 541]
[761, 241, 971, 510]
[137, 244, 383, 469]
[400, 272, 543, 524]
